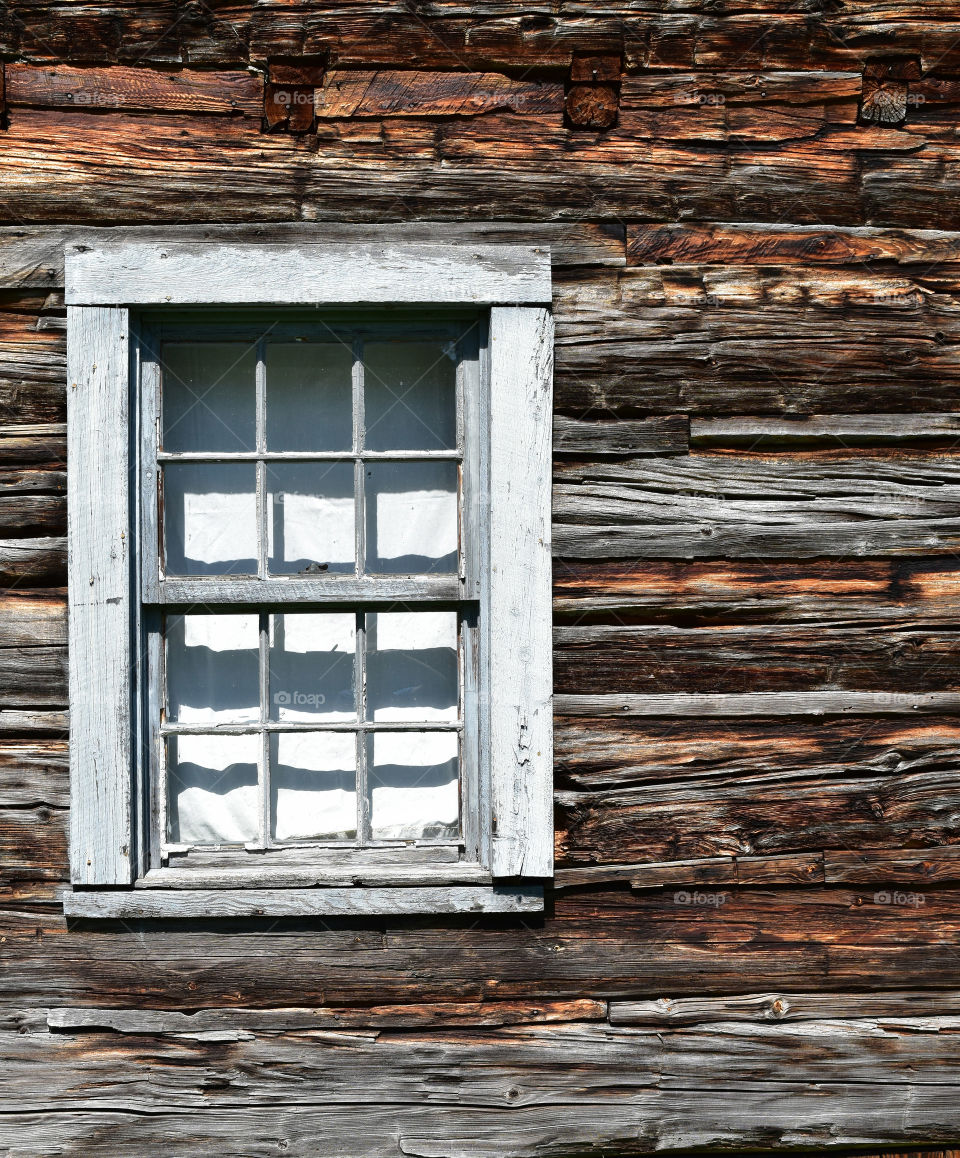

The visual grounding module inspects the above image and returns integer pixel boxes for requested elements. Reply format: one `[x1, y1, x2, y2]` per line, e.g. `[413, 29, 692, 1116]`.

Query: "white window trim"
[64, 240, 553, 918]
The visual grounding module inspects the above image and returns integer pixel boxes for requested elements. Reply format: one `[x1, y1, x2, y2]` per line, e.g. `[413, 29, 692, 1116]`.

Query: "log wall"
[4, 3, 960, 1154]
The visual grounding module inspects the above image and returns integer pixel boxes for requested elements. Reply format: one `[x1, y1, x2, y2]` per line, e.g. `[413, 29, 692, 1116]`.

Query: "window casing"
[64, 242, 552, 917]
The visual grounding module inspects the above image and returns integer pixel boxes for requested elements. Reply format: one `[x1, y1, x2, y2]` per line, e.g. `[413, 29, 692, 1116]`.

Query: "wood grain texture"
[5, 64, 264, 116]
[487, 307, 554, 878]
[66, 306, 132, 886]
[316, 70, 563, 118]
[65, 241, 552, 306]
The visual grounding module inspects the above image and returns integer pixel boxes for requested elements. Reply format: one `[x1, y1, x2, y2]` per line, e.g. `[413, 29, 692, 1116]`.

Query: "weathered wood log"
[555, 761, 960, 866]
[0, 709, 67, 736]
[0, 590, 65, 646]
[316, 70, 563, 118]
[0, 739, 67, 806]
[555, 692, 960, 717]
[0, 645, 66, 706]
[0, 538, 64, 586]
[5, 64, 264, 116]
[609, 989, 960, 1026]
[554, 620, 960, 695]
[553, 559, 960, 623]
[0, 425, 65, 465]
[554, 714, 960, 791]
[553, 414, 688, 456]
[690, 414, 960, 447]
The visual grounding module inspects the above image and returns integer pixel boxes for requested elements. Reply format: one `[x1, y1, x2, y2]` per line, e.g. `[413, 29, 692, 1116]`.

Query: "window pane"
[269, 613, 356, 722]
[366, 611, 458, 723]
[168, 733, 259, 846]
[365, 461, 458, 574]
[266, 343, 354, 452]
[364, 341, 456, 451]
[166, 613, 260, 725]
[271, 732, 356, 842]
[163, 463, 257, 575]
[369, 731, 459, 842]
[267, 462, 355, 575]
[162, 343, 256, 452]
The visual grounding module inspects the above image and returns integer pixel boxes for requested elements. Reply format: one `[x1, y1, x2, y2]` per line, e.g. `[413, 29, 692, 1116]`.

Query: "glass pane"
[167, 733, 259, 846]
[166, 613, 260, 725]
[365, 461, 458, 574]
[269, 613, 356, 722]
[163, 463, 257, 576]
[271, 732, 356, 842]
[369, 731, 459, 842]
[266, 342, 354, 452]
[364, 341, 457, 451]
[366, 611, 458, 723]
[267, 462, 355, 575]
[162, 343, 256, 452]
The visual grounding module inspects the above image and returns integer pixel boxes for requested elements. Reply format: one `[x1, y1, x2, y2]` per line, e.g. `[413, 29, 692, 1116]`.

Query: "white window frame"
[63, 240, 553, 918]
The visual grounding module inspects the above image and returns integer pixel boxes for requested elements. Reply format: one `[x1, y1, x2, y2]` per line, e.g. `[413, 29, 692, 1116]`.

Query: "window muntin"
[142, 317, 481, 872]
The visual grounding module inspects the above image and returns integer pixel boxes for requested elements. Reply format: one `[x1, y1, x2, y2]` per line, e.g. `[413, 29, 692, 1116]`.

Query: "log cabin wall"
[5, 3, 960, 1155]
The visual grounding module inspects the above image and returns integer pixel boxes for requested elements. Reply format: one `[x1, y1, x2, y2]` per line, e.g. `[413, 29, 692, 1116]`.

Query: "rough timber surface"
[8, 2, 960, 1154]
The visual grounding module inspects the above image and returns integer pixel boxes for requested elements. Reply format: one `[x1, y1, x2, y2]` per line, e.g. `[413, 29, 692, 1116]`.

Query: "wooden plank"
[156, 576, 463, 605]
[487, 307, 554, 878]
[65, 242, 552, 306]
[5, 64, 264, 116]
[46, 998, 608, 1034]
[610, 990, 960, 1027]
[0, 645, 66, 706]
[825, 846, 960, 884]
[554, 620, 960, 695]
[554, 692, 960, 717]
[0, 739, 68, 806]
[626, 223, 960, 267]
[316, 69, 563, 118]
[552, 559, 960, 623]
[0, 424, 65, 465]
[63, 885, 544, 919]
[553, 414, 688, 456]
[0, 223, 624, 290]
[0, 709, 67, 736]
[0, 590, 65, 646]
[0, 537, 64, 586]
[691, 414, 960, 447]
[66, 306, 132, 886]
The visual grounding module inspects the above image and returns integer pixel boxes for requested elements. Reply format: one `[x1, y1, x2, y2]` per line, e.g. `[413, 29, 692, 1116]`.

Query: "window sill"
[62, 884, 544, 919]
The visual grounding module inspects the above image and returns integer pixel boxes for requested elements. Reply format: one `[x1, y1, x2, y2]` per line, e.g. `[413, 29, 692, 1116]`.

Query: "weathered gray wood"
[0, 709, 68, 736]
[66, 242, 552, 306]
[553, 414, 689, 456]
[0, 224, 623, 289]
[0, 537, 64, 586]
[554, 519, 960, 559]
[66, 306, 132, 885]
[0, 740, 68, 807]
[487, 307, 554, 879]
[137, 863, 493, 889]
[47, 999, 608, 1035]
[156, 576, 463, 605]
[691, 414, 960, 447]
[610, 990, 960, 1027]
[63, 885, 544, 919]
[555, 691, 960, 717]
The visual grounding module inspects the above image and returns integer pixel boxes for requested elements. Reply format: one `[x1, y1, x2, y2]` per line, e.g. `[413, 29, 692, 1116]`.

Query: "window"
[64, 241, 553, 917]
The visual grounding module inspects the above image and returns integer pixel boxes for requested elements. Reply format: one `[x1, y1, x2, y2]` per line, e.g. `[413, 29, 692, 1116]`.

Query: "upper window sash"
[138, 317, 483, 605]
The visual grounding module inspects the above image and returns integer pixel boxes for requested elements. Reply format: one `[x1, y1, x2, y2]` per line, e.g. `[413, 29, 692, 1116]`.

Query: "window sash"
[136, 315, 485, 876]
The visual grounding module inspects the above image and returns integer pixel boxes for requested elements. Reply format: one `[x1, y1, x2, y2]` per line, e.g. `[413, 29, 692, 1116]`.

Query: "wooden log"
[0, 805, 67, 879]
[690, 414, 960, 447]
[825, 846, 960, 885]
[316, 70, 563, 118]
[5, 64, 264, 116]
[553, 414, 688, 456]
[0, 590, 65, 646]
[0, 739, 67, 806]
[0, 538, 64, 586]
[555, 692, 960, 717]
[626, 222, 960, 267]
[552, 559, 960, 624]
[0, 645, 66, 706]
[555, 761, 960, 866]
[554, 620, 960, 695]
[554, 715, 960, 792]
[0, 425, 65, 465]
[0, 709, 67, 736]
[609, 989, 960, 1027]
